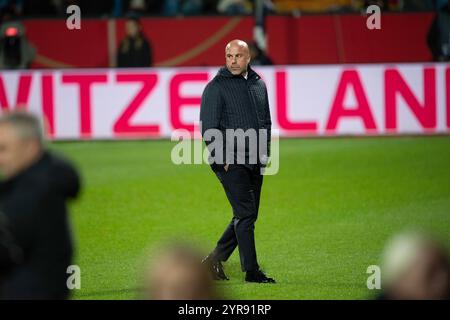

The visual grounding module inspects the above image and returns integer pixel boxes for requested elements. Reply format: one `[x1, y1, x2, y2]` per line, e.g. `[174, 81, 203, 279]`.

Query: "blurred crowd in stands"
[0, 0, 448, 18]
[0, 0, 449, 69]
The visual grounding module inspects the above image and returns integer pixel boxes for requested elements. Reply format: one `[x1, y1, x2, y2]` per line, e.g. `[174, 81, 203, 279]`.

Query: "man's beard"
[229, 66, 247, 75]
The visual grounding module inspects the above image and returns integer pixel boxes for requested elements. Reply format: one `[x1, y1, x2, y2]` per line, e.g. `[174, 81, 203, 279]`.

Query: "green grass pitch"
[49, 136, 450, 300]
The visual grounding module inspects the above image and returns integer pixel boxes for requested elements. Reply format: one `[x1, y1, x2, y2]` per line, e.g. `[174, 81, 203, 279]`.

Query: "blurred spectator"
[0, 0, 23, 20]
[46, 0, 118, 17]
[162, 0, 178, 15]
[117, 14, 153, 67]
[0, 21, 36, 69]
[79, 0, 114, 17]
[22, 0, 58, 16]
[51, 0, 82, 16]
[402, 0, 434, 11]
[364, 0, 387, 10]
[379, 231, 450, 300]
[0, 111, 81, 299]
[143, 244, 218, 300]
[203, 0, 220, 14]
[113, 0, 163, 17]
[434, 0, 449, 10]
[112, 0, 123, 17]
[128, 0, 147, 14]
[272, 0, 354, 14]
[217, 0, 252, 15]
[163, 0, 204, 16]
[248, 41, 273, 65]
[0, 0, 442, 18]
[428, 1, 450, 61]
[181, 0, 204, 15]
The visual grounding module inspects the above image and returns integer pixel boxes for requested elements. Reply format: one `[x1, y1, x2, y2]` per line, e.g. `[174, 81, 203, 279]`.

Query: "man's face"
[0, 124, 39, 179]
[125, 20, 140, 38]
[225, 43, 250, 76]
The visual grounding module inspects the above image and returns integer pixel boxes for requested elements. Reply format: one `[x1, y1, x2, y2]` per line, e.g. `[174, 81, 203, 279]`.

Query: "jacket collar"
[218, 65, 260, 81]
[0, 151, 48, 190]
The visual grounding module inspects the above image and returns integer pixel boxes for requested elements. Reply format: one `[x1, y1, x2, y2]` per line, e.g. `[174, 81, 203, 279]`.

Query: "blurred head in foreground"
[144, 244, 217, 300]
[0, 111, 44, 179]
[381, 231, 450, 300]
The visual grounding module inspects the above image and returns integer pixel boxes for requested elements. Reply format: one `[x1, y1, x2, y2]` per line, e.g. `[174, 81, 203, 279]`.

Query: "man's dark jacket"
[117, 36, 153, 67]
[200, 65, 272, 171]
[0, 152, 81, 299]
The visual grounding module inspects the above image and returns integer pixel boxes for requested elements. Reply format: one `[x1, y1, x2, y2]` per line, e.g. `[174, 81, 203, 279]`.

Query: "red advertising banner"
[21, 14, 434, 69]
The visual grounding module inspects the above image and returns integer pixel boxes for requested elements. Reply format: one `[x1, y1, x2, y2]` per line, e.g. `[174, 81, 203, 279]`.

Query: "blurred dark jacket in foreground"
[0, 152, 80, 299]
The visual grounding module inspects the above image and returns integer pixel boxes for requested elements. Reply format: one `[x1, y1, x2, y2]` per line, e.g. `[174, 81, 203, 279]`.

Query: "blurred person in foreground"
[0, 111, 81, 299]
[379, 231, 450, 300]
[143, 244, 218, 300]
[117, 14, 153, 68]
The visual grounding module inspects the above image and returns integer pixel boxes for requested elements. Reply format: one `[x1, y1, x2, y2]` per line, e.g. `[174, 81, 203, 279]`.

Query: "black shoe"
[245, 269, 276, 283]
[202, 254, 229, 281]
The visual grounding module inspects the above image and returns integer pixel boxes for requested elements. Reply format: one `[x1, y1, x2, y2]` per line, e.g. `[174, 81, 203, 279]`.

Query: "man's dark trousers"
[212, 164, 263, 272]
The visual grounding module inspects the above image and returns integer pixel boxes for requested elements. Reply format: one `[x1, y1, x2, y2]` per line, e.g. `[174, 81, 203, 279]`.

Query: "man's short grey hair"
[0, 111, 45, 146]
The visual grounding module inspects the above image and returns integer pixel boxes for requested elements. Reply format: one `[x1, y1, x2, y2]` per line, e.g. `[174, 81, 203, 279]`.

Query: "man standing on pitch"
[200, 39, 275, 283]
